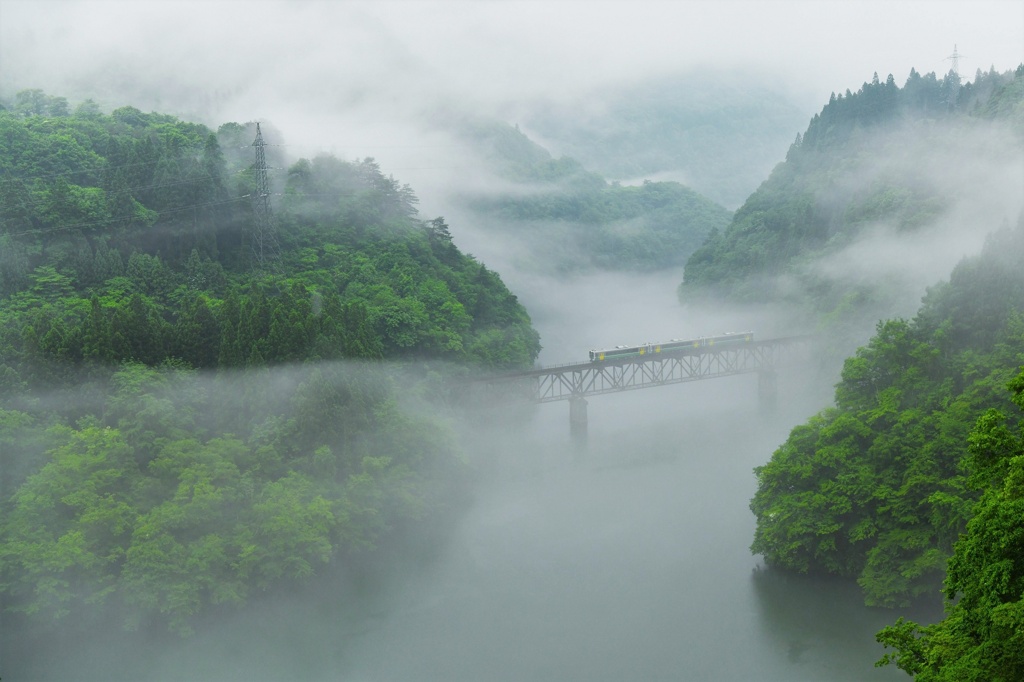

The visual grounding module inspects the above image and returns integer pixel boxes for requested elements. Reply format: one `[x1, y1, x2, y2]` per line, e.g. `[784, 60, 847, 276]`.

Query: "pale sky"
[2, 0, 1020, 108]
[1, 0, 1021, 172]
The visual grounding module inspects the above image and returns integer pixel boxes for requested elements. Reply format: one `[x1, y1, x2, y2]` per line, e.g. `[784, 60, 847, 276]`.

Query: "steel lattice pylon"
[250, 122, 280, 271]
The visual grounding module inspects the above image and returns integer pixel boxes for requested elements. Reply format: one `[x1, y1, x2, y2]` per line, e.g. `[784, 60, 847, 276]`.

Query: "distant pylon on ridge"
[250, 122, 280, 272]
[945, 44, 966, 107]
[946, 44, 963, 78]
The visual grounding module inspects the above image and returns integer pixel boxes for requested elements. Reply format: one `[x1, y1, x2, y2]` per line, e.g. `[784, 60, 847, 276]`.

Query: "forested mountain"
[0, 91, 539, 635]
[681, 66, 1024, 329]
[0, 92, 540, 374]
[519, 72, 808, 209]
[876, 368, 1024, 680]
[444, 115, 733, 273]
[750, 220, 1024, 674]
[723, 66, 1024, 678]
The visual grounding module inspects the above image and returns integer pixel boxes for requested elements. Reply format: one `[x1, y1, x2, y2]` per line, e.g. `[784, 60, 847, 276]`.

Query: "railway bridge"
[469, 335, 813, 441]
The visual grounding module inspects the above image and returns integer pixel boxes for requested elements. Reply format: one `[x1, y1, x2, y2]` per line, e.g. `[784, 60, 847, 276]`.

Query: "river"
[291, 267, 932, 681]
[8, 270, 937, 681]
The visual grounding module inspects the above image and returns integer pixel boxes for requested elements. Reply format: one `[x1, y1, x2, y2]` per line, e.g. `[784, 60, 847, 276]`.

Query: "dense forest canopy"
[0, 91, 540, 636]
[749, 218, 1024, 675]
[750, 221, 1024, 605]
[680, 65, 1024, 324]
[442, 114, 733, 273]
[0, 94, 540, 374]
[875, 368, 1024, 680]
[711, 66, 1024, 679]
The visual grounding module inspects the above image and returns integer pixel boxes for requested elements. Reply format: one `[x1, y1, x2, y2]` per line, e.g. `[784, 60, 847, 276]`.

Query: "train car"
[588, 332, 753, 362]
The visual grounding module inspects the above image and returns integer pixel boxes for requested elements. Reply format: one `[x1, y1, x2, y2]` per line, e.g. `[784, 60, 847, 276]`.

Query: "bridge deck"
[474, 336, 810, 403]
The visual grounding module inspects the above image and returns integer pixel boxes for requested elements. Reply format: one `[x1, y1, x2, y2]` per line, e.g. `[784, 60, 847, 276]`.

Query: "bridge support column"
[759, 370, 778, 414]
[569, 396, 588, 448]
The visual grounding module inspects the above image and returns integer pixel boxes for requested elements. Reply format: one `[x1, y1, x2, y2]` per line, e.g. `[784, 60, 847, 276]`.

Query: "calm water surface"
[9, 271, 937, 680]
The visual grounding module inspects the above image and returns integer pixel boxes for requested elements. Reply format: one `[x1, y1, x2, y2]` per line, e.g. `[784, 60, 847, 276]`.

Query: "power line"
[2, 168, 252, 213]
[0, 154, 265, 187]
[1, 194, 252, 239]
[0, 158, 158, 185]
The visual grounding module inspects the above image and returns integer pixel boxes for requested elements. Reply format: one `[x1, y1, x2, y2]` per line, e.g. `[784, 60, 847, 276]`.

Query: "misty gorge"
[2, 2, 1024, 680]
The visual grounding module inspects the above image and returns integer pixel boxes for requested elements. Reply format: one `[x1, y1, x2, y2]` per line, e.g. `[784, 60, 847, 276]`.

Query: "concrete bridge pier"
[569, 396, 588, 449]
[758, 369, 778, 414]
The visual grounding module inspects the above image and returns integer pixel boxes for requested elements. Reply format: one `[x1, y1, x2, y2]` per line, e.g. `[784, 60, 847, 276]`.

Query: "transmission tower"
[946, 44, 962, 78]
[945, 44, 966, 107]
[250, 122, 280, 271]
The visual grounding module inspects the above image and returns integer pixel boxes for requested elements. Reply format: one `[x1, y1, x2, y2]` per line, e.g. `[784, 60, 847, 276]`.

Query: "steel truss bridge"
[469, 336, 813, 439]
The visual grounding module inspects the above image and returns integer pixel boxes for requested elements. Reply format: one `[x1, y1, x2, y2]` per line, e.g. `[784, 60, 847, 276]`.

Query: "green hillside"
[876, 369, 1024, 680]
[751, 220, 1024, 675]
[0, 92, 539, 635]
[447, 115, 733, 273]
[731, 66, 1024, 679]
[680, 66, 1024, 314]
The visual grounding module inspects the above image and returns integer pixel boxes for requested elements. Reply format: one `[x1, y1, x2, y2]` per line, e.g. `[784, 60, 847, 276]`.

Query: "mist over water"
[3, 2, 1016, 678]
[8, 266, 934, 681]
[335, 385, 897, 681]
[4, 107, 1001, 682]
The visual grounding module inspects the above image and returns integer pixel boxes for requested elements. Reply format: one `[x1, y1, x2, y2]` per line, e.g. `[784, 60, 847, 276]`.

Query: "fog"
[774, 113, 1024, 357]
[2, 0, 1022, 679]
[2, 0, 1022, 197]
[4, 1, 1022, 110]
[9, 353, 906, 681]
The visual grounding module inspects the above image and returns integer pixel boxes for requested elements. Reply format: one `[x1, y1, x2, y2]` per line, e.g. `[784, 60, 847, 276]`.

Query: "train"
[588, 332, 754, 362]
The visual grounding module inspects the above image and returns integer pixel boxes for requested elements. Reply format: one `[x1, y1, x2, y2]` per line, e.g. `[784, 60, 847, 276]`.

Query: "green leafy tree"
[173, 294, 220, 368]
[0, 94, 542, 640]
[751, 223, 1024, 607]
[876, 369, 1024, 680]
[0, 426, 138, 621]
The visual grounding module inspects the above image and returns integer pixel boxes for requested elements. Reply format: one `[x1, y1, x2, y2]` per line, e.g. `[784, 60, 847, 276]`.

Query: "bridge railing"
[451, 336, 814, 438]
[476, 336, 808, 378]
